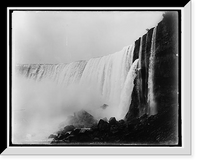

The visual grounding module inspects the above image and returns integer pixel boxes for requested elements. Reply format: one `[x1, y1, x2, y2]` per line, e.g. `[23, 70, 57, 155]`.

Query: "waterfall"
[118, 59, 139, 119]
[16, 44, 136, 120]
[147, 26, 157, 115]
[137, 36, 145, 116]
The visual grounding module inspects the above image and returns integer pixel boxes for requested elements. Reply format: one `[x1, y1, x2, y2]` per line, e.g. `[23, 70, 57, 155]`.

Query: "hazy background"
[12, 11, 164, 64]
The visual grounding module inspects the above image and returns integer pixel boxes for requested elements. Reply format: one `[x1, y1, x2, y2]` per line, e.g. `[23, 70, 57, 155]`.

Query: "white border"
[4, 4, 191, 155]
[8, 7, 184, 10]
[181, 1, 192, 155]
[7, 6, 10, 150]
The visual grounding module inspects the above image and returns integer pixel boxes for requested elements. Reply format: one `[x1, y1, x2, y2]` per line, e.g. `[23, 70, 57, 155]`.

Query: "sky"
[12, 11, 164, 64]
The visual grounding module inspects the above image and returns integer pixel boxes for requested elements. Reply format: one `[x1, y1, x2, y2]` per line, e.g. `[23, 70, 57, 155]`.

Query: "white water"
[147, 26, 157, 115]
[118, 59, 139, 119]
[137, 36, 145, 116]
[14, 44, 139, 143]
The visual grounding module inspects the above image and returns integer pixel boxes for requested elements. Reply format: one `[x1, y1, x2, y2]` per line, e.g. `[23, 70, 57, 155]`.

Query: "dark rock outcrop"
[126, 11, 179, 121]
[97, 119, 110, 131]
[109, 117, 117, 125]
[50, 109, 178, 145]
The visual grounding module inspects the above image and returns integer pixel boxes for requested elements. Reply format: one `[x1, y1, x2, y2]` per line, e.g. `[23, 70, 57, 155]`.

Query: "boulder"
[110, 124, 119, 134]
[93, 137, 100, 141]
[102, 117, 108, 122]
[64, 135, 76, 142]
[63, 125, 75, 132]
[100, 104, 108, 109]
[77, 132, 91, 142]
[68, 110, 97, 128]
[57, 132, 70, 140]
[70, 128, 81, 136]
[80, 128, 91, 133]
[90, 123, 98, 131]
[48, 134, 57, 139]
[109, 117, 117, 125]
[117, 119, 126, 130]
[98, 119, 110, 131]
[55, 125, 75, 139]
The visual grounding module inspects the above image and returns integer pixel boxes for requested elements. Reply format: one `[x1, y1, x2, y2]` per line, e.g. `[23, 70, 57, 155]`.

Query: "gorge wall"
[126, 11, 179, 123]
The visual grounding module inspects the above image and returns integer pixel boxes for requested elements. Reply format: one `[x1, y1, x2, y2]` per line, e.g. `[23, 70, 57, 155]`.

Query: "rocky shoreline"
[49, 107, 178, 145]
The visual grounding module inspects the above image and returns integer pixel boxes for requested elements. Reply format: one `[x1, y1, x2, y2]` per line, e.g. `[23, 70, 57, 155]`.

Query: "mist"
[12, 72, 118, 144]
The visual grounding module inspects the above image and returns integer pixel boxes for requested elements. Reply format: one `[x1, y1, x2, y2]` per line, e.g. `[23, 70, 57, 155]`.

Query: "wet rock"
[80, 128, 91, 133]
[101, 104, 108, 109]
[63, 125, 75, 132]
[109, 117, 117, 125]
[90, 123, 98, 131]
[77, 132, 91, 142]
[117, 119, 126, 130]
[102, 117, 108, 122]
[110, 124, 119, 134]
[98, 119, 110, 131]
[125, 12, 178, 125]
[50, 108, 178, 145]
[68, 110, 97, 128]
[140, 114, 148, 120]
[70, 128, 81, 136]
[57, 132, 70, 140]
[55, 125, 74, 140]
[51, 139, 64, 144]
[48, 134, 57, 139]
[65, 135, 76, 142]
[94, 137, 100, 141]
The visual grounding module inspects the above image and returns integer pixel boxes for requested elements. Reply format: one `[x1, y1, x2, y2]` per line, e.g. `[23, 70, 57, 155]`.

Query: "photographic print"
[3, 3, 192, 154]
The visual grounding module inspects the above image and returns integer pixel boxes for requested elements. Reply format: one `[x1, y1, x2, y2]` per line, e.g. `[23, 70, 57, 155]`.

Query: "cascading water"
[138, 36, 143, 113]
[118, 59, 139, 119]
[17, 45, 135, 109]
[147, 26, 157, 115]
[14, 44, 139, 143]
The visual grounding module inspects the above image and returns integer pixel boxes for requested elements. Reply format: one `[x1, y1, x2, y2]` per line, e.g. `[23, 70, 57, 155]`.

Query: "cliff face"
[126, 11, 179, 122]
